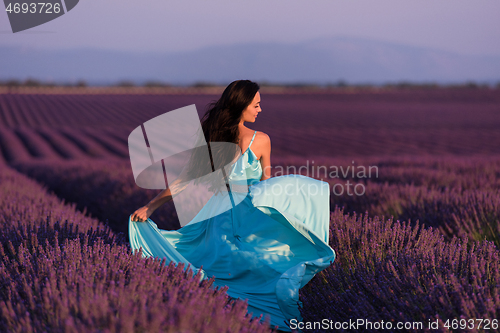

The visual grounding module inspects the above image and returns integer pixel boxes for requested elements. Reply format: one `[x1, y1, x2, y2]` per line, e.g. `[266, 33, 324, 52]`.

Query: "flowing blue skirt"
[129, 174, 336, 331]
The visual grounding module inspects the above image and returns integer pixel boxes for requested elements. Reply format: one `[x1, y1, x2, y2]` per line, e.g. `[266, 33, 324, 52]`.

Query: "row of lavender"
[10, 155, 500, 248]
[0, 165, 273, 332]
[0, 125, 129, 163]
[3, 88, 499, 128]
[2, 119, 498, 168]
[6, 157, 500, 332]
[2, 88, 500, 160]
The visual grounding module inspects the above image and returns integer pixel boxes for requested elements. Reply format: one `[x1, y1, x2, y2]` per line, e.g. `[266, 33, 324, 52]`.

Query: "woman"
[130, 80, 335, 332]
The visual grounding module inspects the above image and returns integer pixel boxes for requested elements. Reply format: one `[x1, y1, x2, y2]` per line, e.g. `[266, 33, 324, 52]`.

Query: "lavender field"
[1, 87, 499, 332]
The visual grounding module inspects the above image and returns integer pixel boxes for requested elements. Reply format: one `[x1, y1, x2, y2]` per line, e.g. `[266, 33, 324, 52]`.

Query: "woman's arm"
[131, 165, 190, 222]
[145, 174, 187, 211]
[258, 132, 272, 181]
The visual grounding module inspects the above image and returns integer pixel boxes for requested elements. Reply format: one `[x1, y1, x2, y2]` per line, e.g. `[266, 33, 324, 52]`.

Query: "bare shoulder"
[253, 131, 271, 161]
[255, 131, 270, 145]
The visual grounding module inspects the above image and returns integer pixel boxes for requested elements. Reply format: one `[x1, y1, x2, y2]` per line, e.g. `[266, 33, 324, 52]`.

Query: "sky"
[1, 0, 500, 56]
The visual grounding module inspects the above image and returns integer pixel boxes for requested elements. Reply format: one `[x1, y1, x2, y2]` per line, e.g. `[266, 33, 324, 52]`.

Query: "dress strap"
[248, 131, 257, 148]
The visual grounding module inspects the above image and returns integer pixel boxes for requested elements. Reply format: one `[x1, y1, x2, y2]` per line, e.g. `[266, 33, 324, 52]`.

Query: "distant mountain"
[1, 36, 499, 84]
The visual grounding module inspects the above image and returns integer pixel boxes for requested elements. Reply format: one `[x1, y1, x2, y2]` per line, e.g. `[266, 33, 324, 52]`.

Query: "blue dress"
[128, 131, 336, 331]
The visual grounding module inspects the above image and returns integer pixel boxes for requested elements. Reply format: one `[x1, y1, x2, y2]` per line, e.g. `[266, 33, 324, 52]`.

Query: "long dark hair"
[185, 80, 260, 191]
[200, 80, 260, 145]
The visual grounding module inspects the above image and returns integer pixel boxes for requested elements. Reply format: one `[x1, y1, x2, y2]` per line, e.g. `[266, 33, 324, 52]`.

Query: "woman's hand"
[131, 205, 152, 222]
